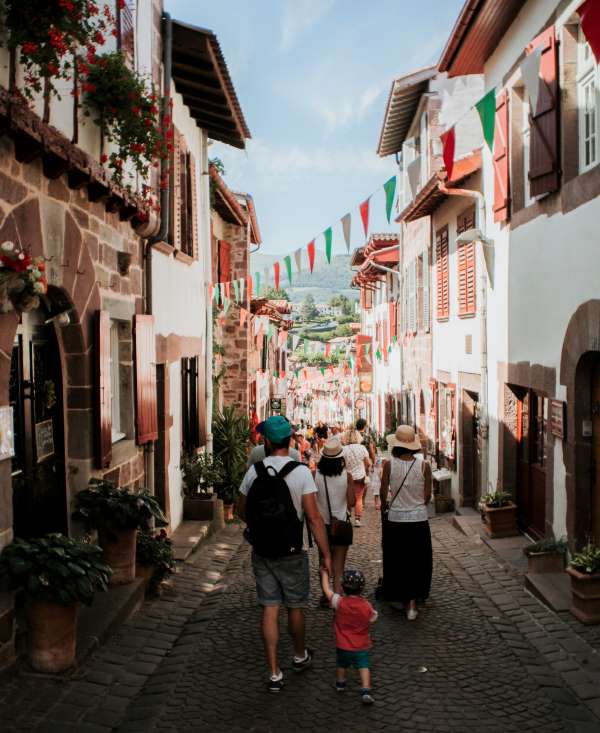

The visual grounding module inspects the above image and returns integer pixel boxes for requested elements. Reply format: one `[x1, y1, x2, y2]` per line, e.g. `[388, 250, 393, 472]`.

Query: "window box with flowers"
[0, 241, 47, 313]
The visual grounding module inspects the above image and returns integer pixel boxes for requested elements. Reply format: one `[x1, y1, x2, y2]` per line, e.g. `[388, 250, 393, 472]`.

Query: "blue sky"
[166, 0, 465, 259]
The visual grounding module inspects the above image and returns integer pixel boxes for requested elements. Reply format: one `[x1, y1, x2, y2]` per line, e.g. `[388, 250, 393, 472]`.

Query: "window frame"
[110, 320, 126, 444]
[577, 25, 599, 174]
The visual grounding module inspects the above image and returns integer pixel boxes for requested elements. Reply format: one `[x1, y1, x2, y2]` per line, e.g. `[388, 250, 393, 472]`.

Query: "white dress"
[315, 470, 349, 523]
[387, 455, 428, 523]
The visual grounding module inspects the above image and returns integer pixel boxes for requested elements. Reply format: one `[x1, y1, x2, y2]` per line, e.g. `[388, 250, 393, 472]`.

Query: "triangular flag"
[255, 271, 261, 296]
[341, 213, 351, 252]
[224, 281, 231, 300]
[273, 261, 280, 291]
[475, 88, 496, 151]
[580, 0, 600, 63]
[214, 283, 221, 305]
[407, 158, 421, 198]
[292, 334, 300, 350]
[232, 279, 240, 303]
[246, 275, 253, 301]
[284, 255, 293, 285]
[239, 278, 245, 303]
[359, 197, 370, 237]
[440, 128, 456, 181]
[208, 283, 214, 302]
[376, 348, 382, 361]
[223, 297, 231, 315]
[521, 45, 543, 116]
[320, 368, 325, 376]
[307, 240, 316, 272]
[325, 342, 331, 357]
[294, 248, 302, 273]
[383, 176, 397, 223]
[324, 227, 333, 264]
[239, 307, 248, 327]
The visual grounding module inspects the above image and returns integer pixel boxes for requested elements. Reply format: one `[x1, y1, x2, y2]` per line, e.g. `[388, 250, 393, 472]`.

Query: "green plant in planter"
[0, 533, 112, 606]
[212, 406, 250, 505]
[571, 543, 600, 575]
[136, 530, 174, 594]
[481, 491, 512, 508]
[72, 479, 167, 534]
[524, 537, 568, 557]
[180, 452, 224, 497]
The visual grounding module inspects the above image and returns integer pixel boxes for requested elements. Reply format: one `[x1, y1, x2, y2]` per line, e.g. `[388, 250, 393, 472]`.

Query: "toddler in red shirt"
[320, 567, 378, 705]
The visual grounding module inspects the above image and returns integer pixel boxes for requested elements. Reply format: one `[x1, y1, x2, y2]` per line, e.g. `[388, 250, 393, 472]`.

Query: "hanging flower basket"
[0, 241, 47, 313]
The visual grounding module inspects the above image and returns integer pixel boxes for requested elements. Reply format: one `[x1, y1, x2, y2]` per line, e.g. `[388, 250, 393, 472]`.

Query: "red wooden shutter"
[457, 209, 477, 316]
[527, 27, 560, 197]
[169, 128, 182, 248]
[218, 240, 232, 283]
[135, 314, 158, 444]
[95, 310, 112, 469]
[436, 226, 449, 320]
[389, 300, 396, 341]
[493, 90, 510, 222]
[197, 347, 207, 447]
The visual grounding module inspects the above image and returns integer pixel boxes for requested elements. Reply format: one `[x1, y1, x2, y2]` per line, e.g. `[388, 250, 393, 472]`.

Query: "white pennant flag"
[521, 46, 543, 116]
[239, 277, 245, 303]
[292, 334, 300, 351]
[407, 158, 421, 198]
[294, 249, 302, 273]
[341, 213, 351, 252]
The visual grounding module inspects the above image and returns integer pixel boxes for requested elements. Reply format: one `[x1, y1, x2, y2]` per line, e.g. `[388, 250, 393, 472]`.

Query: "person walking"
[246, 418, 301, 467]
[379, 425, 432, 620]
[237, 416, 332, 692]
[342, 429, 371, 527]
[356, 417, 379, 509]
[314, 437, 355, 594]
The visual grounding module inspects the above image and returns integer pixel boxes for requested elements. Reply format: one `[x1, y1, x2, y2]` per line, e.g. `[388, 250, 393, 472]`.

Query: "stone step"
[171, 520, 212, 561]
[525, 571, 572, 613]
[452, 513, 483, 537]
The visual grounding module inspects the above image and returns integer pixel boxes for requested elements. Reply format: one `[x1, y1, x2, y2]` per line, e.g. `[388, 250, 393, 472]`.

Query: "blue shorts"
[336, 648, 370, 669]
[251, 551, 310, 608]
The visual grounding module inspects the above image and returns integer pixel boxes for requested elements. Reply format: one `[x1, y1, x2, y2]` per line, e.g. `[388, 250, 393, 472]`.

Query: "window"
[182, 357, 199, 453]
[435, 226, 449, 320]
[438, 383, 456, 460]
[117, 1, 135, 68]
[578, 26, 598, 173]
[110, 321, 126, 443]
[457, 208, 476, 317]
[168, 130, 198, 257]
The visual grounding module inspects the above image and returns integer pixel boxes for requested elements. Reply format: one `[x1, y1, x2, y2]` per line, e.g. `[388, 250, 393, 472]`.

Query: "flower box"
[482, 502, 518, 538]
[567, 567, 600, 625]
[527, 551, 565, 575]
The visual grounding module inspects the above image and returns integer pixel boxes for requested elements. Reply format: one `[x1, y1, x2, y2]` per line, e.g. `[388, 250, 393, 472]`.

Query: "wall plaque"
[550, 400, 566, 439]
[0, 406, 15, 460]
[35, 419, 55, 461]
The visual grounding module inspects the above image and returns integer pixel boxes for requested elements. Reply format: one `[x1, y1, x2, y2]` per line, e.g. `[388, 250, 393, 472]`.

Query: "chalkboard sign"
[35, 419, 54, 462]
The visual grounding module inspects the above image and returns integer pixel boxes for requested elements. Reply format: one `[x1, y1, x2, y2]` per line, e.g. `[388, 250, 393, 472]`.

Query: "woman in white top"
[315, 437, 355, 593]
[342, 429, 371, 527]
[379, 425, 432, 621]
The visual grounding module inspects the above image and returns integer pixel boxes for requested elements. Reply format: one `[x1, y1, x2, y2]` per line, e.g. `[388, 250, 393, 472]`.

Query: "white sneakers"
[407, 607, 418, 621]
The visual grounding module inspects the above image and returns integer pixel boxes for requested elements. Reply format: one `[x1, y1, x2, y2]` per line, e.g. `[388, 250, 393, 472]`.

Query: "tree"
[301, 294, 319, 321]
[335, 323, 353, 338]
[329, 294, 342, 307]
[263, 286, 290, 301]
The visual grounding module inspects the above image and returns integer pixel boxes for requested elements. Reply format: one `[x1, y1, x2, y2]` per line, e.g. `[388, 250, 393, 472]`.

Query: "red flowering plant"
[0, 0, 120, 99]
[0, 240, 48, 313]
[81, 50, 171, 194]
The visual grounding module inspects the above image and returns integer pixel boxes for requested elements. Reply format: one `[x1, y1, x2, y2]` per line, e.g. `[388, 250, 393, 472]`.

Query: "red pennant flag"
[208, 283, 214, 302]
[280, 370, 286, 379]
[224, 281, 231, 299]
[325, 342, 331, 357]
[303, 368, 308, 380]
[240, 307, 248, 327]
[246, 275, 253, 301]
[273, 261, 280, 291]
[440, 128, 456, 181]
[579, 0, 600, 63]
[307, 240, 316, 272]
[359, 198, 370, 237]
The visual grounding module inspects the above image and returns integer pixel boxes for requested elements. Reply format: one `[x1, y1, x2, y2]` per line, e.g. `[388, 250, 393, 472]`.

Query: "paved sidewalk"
[2, 509, 600, 731]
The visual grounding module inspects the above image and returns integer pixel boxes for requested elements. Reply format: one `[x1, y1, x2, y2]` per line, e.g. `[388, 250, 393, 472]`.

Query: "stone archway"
[560, 300, 600, 546]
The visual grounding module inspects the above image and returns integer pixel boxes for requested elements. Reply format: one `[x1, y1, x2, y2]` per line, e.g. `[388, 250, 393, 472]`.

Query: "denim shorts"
[336, 648, 370, 669]
[251, 551, 310, 608]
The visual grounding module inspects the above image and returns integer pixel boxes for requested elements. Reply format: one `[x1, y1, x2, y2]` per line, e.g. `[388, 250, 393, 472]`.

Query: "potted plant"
[0, 534, 111, 673]
[135, 529, 174, 595]
[567, 543, 600, 625]
[212, 406, 250, 521]
[181, 452, 224, 521]
[524, 537, 567, 574]
[479, 491, 518, 538]
[72, 479, 167, 586]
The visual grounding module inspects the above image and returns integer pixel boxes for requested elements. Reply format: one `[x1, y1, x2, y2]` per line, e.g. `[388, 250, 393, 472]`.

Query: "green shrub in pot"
[180, 452, 224, 497]
[212, 406, 250, 505]
[570, 543, 600, 575]
[136, 529, 174, 594]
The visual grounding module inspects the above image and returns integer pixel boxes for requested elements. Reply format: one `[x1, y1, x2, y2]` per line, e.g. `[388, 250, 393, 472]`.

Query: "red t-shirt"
[331, 593, 377, 651]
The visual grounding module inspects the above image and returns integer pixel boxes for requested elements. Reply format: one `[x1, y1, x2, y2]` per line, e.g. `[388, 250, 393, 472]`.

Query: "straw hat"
[321, 436, 344, 459]
[386, 425, 421, 451]
[342, 429, 362, 446]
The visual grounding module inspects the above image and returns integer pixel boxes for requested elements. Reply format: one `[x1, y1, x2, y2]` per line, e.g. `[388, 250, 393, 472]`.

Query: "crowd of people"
[237, 414, 433, 704]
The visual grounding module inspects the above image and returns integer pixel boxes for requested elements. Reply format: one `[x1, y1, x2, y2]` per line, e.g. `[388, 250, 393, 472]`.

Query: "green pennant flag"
[294, 370, 299, 377]
[284, 254, 293, 285]
[214, 283, 220, 304]
[349, 358, 354, 370]
[392, 335, 398, 345]
[303, 339, 308, 352]
[223, 297, 230, 315]
[233, 279, 240, 303]
[324, 227, 333, 264]
[255, 272, 261, 296]
[475, 88, 496, 151]
[364, 343, 370, 354]
[383, 176, 397, 223]
[387, 344, 392, 354]
[376, 348, 382, 361]
[320, 368, 325, 376]
[274, 370, 279, 379]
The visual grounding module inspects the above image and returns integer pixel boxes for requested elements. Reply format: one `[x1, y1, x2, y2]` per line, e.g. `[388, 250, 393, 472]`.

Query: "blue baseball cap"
[256, 415, 292, 442]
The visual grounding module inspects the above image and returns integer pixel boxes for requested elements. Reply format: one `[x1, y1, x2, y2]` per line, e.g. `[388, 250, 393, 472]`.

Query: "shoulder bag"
[324, 475, 353, 546]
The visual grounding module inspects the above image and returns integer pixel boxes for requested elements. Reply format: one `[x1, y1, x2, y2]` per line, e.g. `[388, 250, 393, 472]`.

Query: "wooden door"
[516, 389, 546, 538]
[11, 311, 67, 538]
[592, 363, 600, 543]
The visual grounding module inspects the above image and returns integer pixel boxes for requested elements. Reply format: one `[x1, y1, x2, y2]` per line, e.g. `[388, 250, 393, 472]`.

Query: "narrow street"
[3, 508, 600, 732]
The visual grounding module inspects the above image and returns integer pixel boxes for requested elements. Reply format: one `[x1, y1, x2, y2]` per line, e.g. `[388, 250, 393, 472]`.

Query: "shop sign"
[359, 374, 372, 394]
[270, 398, 282, 413]
[0, 406, 15, 460]
[35, 419, 54, 461]
[550, 400, 565, 440]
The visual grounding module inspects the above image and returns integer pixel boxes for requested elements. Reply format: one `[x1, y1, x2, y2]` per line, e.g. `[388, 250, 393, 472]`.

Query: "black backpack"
[244, 460, 304, 558]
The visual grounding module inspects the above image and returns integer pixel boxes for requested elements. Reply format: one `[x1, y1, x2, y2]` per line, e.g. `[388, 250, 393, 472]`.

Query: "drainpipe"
[438, 183, 490, 498]
[141, 12, 172, 496]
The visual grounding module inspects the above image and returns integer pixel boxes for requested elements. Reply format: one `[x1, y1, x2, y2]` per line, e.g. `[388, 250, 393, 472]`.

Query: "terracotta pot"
[567, 566, 600, 624]
[483, 502, 518, 538]
[99, 528, 137, 586]
[135, 563, 155, 593]
[527, 551, 565, 575]
[223, 503, 234, 522]
[183, 494, 217, 521]
[26, 599, 78, 673]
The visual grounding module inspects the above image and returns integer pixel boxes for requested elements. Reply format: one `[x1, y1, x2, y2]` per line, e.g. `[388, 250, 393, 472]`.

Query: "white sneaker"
[354, 518, 361, 527]
[407, 607, 418, 621]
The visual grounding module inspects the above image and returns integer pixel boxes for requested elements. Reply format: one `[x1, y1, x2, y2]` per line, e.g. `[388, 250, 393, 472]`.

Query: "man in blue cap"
[237, 415, 332, 693]
[247, 416, 301, 467]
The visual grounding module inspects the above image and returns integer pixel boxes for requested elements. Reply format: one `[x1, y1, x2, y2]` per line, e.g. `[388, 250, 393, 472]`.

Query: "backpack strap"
[277, 460, 301, 480]
[254, 460, 269, 481]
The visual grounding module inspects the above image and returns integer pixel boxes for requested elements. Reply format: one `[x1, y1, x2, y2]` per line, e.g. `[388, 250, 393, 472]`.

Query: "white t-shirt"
[315, 470, 349, 523]
[239, 456, 317, 521]
[343, 444, 369, 480]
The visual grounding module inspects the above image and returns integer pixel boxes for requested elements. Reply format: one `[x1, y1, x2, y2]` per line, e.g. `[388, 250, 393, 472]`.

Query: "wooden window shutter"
[179, 139, 190, 254]
[169, 128, 182, 248]
[134, 315, 158, 444]
[527, 27, 560, 197]
[389, 300, 396, 342]
[436, 227, 449, 319]
[218, 240, 232, 284]
[95, 310, 112, 469]
[396, 300, 401, 339]
[188, 151, 199, 259]
[408, 260, 416, 332]
[423, 247, 430, 332]
[493, 90, 510, 222]
[457, 208, 477, 316]
[197, 349, 207, 447]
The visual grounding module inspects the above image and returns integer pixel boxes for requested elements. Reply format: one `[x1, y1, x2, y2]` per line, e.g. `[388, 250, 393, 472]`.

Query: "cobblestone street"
[3, 508, 600, 732]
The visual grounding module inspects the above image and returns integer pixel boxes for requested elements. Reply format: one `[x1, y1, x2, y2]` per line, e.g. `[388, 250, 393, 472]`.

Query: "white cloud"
[279, 0, 335, 52]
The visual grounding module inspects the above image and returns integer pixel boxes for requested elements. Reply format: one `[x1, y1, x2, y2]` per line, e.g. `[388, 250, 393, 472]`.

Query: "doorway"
[592, 359, 600, 543]
[516, 388, 548, 539]
[10, 309, 67, 538]
[461, 389, 481, 507]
